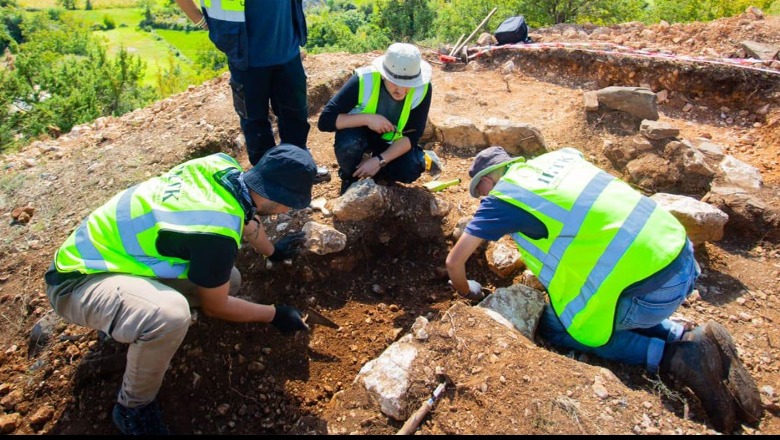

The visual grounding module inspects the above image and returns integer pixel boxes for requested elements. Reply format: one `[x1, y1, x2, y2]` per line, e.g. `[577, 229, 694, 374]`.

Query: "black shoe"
[339, 179, 355, 195]
[113, 400, 170, 435]
[703, 321, 763, 425]
[314, 166, 331, 184]
[660, 324, 737, 433]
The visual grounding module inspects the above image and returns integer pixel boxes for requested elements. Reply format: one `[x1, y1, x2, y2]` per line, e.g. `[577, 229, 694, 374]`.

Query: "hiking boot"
[314, 165, 331, 184]
[113, 400, 170, 435]
[702, 321, 763, 425]
[339, 179, 356, 195]
[660, 324, 737, 433]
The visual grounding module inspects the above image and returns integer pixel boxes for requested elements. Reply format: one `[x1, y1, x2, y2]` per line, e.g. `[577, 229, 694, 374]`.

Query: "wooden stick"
[451, 7, 498, 57]
[396, 382, 447, 435]
[448, 34, 465, 56]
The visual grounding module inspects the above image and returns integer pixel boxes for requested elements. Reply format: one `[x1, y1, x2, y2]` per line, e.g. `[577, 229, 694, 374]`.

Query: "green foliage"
[374, 0, 434, 41]
[0, 9, 155, 152]
[56, 0, 78, 10]
[85, 0, 92, 10]
[102, 13, 115, 29]
[432, 0, 524, 41]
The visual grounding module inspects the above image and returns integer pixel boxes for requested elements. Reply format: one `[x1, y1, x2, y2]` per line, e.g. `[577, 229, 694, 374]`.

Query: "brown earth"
[0, 12, 779, 436]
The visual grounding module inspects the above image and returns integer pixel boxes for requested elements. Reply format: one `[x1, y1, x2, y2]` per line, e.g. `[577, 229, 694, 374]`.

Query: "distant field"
[56, 7, 203, 86]
[156, 28, 212, 64]
[19, 0, 141, 9]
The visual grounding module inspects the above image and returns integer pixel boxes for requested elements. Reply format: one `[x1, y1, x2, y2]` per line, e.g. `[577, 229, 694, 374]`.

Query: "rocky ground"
[0, 9, 779, 436]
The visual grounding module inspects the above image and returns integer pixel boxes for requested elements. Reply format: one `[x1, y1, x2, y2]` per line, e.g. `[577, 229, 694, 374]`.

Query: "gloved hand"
[270, 305, 309, 335]
[448, 280, 486, 302]
[268, 231, 306, 262]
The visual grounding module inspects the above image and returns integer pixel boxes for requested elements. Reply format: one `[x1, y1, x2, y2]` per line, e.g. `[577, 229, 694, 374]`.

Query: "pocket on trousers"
[620, 290, 686, 329]
[229, 79, 248, 120]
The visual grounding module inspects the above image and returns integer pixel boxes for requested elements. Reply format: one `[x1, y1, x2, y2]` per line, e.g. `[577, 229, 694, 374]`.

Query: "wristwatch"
[376, 154, 387, 167]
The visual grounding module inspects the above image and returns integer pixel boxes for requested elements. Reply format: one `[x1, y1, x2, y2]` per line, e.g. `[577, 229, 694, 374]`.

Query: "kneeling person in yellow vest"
[318, 43, 436, 195]
[45, 144, 315, 435]
[446, 146, 762, 433]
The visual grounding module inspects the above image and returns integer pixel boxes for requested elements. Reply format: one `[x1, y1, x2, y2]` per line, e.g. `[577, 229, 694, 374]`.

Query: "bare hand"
[366, 115, 394, 134]
[353, 156, 382, 179]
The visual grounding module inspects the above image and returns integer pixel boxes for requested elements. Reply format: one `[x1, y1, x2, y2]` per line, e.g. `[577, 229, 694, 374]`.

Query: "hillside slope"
[0, 12, 778, 435]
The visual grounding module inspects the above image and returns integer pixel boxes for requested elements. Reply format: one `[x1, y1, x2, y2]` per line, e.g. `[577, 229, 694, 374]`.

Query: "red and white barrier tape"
[462, 41, 779, 75]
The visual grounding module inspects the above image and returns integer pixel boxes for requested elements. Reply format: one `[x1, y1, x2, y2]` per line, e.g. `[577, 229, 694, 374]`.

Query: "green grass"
[19, 0, 143, 9]
[156, 28, 211, 63]
[61, 8, 207, 86]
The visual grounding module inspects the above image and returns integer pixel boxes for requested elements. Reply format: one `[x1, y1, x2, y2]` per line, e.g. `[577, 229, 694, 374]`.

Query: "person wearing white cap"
[318, 43, 439, 194]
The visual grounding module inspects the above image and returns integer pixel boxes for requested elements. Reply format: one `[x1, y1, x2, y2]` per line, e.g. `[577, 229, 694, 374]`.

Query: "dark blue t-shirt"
[465, 195, 548, 241]
[246, 0, 300, 67]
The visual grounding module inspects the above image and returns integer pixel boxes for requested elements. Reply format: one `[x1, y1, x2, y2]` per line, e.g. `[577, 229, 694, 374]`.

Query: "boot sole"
[704, 321, 763, 425]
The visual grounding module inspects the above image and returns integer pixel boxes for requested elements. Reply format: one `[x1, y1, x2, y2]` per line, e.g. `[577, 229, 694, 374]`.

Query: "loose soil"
[0, 12, 779, 436]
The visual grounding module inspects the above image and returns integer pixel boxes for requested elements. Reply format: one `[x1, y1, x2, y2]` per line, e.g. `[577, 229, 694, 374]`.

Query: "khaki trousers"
[47, 268, 241, 408]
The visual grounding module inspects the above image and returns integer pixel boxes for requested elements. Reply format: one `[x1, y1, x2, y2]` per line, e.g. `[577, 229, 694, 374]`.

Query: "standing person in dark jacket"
[175, 0, 328, 182]
[318, 43, 438, 195]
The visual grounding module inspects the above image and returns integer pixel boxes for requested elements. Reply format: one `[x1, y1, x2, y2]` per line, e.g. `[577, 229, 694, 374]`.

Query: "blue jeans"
[334, 127, 424, 187]
[538, 240, 700, 373]
[229, 54, 310, 165]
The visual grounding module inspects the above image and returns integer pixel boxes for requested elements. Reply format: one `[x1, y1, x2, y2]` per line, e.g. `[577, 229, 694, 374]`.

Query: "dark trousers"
[229, 55, 310, 165]
[335, 127, 424, 187]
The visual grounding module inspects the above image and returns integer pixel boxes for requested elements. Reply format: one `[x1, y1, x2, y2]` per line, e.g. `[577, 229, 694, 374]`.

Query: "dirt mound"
[0, 12, 778, 435]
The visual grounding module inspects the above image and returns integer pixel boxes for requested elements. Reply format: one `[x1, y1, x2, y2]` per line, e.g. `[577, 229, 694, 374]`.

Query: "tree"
[374, 0, 434, 41]
[56, 0, 78, 10]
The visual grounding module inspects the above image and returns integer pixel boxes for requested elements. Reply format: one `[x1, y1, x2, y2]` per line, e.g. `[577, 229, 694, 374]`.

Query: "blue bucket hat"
[243, 144, 316, 209]
[468, 146, 525, 198]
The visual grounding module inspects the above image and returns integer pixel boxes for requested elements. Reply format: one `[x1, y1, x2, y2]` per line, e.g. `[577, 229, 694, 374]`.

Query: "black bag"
[494, 15, 532, 45]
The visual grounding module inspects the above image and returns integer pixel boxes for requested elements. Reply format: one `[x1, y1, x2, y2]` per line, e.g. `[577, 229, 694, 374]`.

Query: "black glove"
[267, 231, 306, 262]
[270, 305, 309, 335]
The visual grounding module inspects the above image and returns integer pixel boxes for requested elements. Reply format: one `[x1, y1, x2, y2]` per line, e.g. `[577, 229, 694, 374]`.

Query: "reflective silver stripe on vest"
[350, 66, 376, 115]
[535, 172, 615, 287]
[409, 84, 427, 108]
[498, 171, 622, 321]
[558, 196, 655, 328]
[349, 66, 427, 115]
[115, 185, 242, 278]
[74, 220, 108, 272]
[200, 0, 244, 22]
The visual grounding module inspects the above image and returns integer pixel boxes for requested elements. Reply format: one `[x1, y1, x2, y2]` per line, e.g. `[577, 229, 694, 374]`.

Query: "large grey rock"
[595, 86, 659, 120]
[650, 193, 729, 244]
[479, 284, 546, 340]
[719, 155, 763, 189]
[741, 40, 779, 61]
[356, 334, 419, 420]
[639, 120, 679, 140]
[302, 221, 347, 255]
[433, 116, 486, 153]
[332, 179, 388, 222]
[483, 118, 547, 156]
